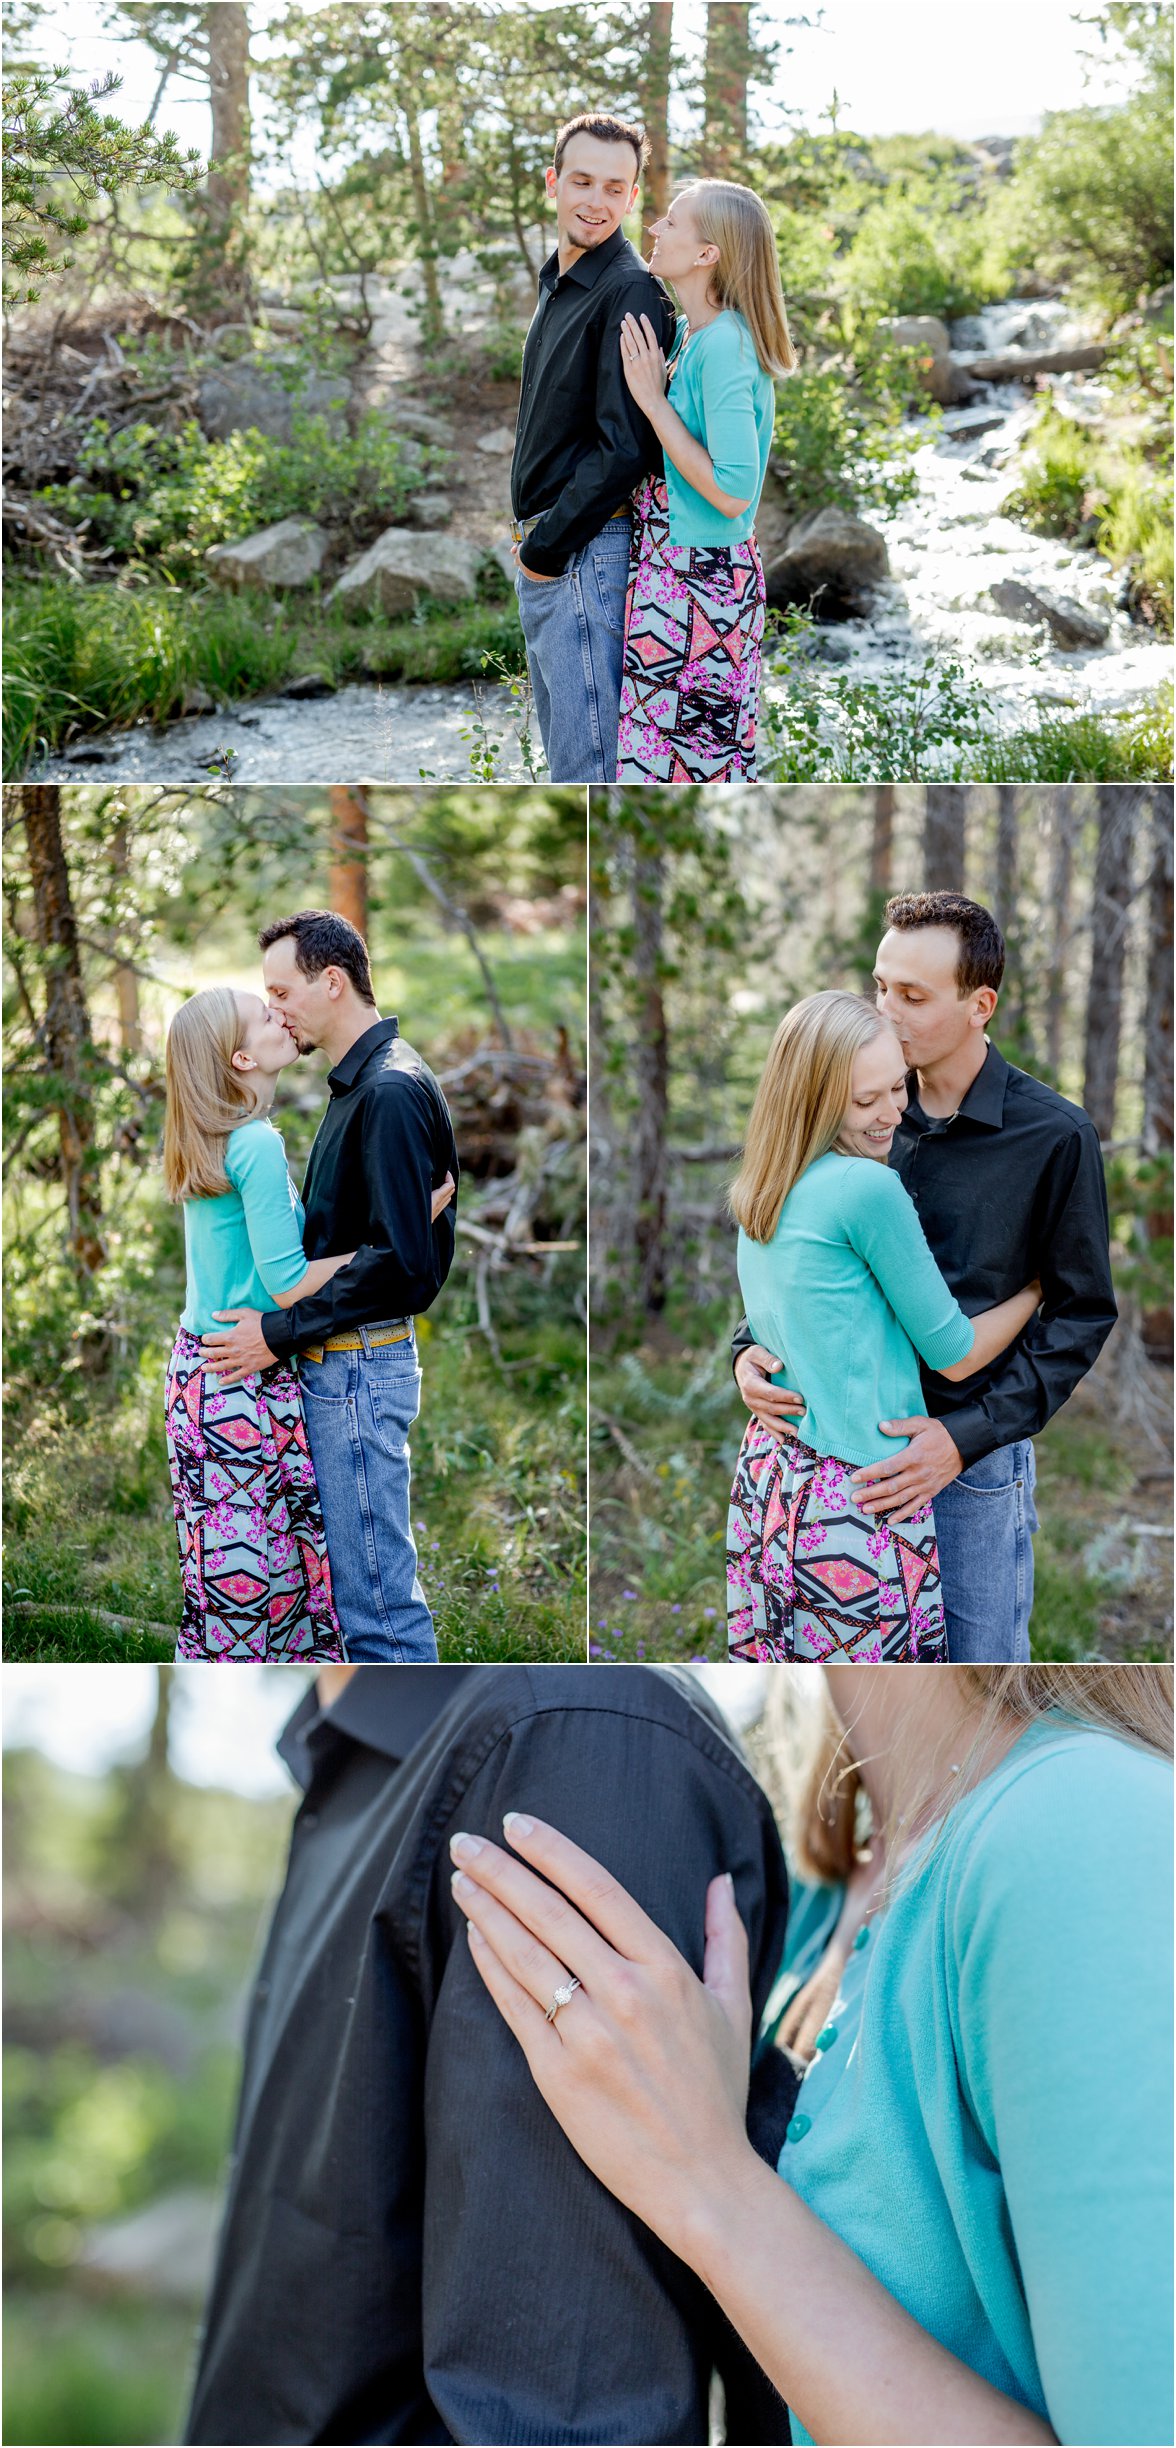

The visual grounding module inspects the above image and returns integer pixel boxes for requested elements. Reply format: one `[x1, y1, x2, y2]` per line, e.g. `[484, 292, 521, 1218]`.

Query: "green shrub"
[986, 11, 1173, 315]
[842, 178, 1001, 321]
[33, 408, 429, 579]
[772, 345, 930, 519]
[1002, 401, 1174, 633]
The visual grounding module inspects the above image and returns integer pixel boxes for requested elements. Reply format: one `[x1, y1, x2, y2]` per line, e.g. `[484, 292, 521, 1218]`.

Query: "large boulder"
[404, 490, 454, 530]
[329, 527, 484, 615]
[877, 315, 964, 404]
[206, 517, 328, 590]
[197, 363, 350, 444]
[763, 505, 889, 619]
[989, 578, 1110, 649]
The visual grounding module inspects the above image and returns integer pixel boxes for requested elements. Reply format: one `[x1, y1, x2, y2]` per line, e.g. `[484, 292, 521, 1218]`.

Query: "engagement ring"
[545, 1977, 582, 2023]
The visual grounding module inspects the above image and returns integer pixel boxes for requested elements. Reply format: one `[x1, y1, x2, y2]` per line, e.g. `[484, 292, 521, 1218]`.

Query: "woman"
[163, 986, 451, 1662]
[448, 1664, 1174, 2448]
[727, 994, 1040, 1663]
[616, 180, 795, 784]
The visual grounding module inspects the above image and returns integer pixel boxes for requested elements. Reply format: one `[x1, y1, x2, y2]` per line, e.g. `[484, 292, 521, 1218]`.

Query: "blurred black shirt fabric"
[184, 1665, 795, 2447]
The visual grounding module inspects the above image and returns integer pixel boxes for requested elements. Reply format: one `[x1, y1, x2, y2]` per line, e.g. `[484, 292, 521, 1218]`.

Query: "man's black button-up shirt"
[263, 1017, 459, 1364]
[510, 226, 677, 576]
[734, 1042, 1117, 1466]
[184, 1665, 793, 2447]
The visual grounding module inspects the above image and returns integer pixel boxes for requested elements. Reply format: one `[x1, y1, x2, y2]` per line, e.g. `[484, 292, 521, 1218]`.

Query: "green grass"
[762, 651, 1174, 785]
[4, 1270, 585, 1660]
[589, 1295, 1171, 1663]
[2, 577, 525, 776]
[1001, 400, 1174, 634]
[3, 2297, 195, 2447]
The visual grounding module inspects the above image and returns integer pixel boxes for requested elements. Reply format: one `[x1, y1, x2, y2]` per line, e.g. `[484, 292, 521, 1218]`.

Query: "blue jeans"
[934, 1440, 1038, 1662]
[299, 1329, 437, 1663]
[515, 515, 630, 782]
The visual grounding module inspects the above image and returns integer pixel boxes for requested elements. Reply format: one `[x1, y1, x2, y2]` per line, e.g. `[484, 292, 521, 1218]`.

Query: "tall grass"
[2, 580, 525, 776]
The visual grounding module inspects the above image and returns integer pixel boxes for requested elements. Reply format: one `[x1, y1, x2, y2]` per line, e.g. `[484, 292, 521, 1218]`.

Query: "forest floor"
[590, 1301, 1173, 1664]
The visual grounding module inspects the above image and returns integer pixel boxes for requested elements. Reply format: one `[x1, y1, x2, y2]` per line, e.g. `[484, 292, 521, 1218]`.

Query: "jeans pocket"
[368, 1368, 422, 1455]
[591, 548, 629, 637]
[299, 1361, 350, 1410]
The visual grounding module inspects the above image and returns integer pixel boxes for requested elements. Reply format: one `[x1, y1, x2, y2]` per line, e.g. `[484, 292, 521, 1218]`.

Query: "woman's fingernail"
[450, 1831, 482, 1862]
[451, 1869, 474, 1898]
[503, 1812, 534, 1839]
[467, 1922, 486, 1948]
[724, 1872, 735, 1894]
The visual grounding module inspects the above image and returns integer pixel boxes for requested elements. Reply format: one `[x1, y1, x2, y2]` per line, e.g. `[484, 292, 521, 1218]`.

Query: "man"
[734, 892, 1117, 1663]
[184, 1663, 795, 2446]
[510, 113, 676, 783]
[202, 911, 459, 1665]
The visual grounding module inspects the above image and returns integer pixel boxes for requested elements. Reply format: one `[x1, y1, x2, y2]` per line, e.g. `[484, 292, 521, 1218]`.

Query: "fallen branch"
[8, 1601, 174, 1639]
[593, 1409, 658, 1482]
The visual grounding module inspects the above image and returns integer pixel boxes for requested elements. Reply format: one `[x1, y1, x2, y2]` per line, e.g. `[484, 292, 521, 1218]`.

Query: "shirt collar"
[277, 1665, 476, 1792]
[905, 1040, 1009, 1132]
[539, 224, 628, 292]
[326, 1015, 399, 1097]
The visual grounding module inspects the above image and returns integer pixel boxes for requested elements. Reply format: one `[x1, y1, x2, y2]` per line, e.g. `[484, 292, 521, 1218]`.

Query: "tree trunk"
[1044, 787, 1074, 1079]
[111, 822, 142, 1057]
[868, 784, 895, 897]
[701, 2, 751, 179]
[1141, 785, 1173, 1357]
[1082, 785, 1142, 1141]
[103, 1667, 182, 1924]
[922, 785, 967, 892]
[992, 785, 1018, 932]
[631, 850, 669, 1313]
[640, 3, 674, 257]
[329, 788, 369, 937]
[204, 2, 251, 310]
[24, 785, 105, 1275]
[403, 101, 444, 349]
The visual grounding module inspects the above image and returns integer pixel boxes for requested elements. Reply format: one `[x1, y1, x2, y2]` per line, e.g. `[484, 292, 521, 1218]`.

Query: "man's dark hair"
[258, 910, 376, 1005]
[553, 113, 648, 178]
[883, 891, 1006, 996]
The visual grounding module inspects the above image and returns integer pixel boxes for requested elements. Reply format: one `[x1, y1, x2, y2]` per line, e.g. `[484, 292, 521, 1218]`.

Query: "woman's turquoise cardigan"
[762, 1718, 1173, 2447]
[662, 309, 775, 544]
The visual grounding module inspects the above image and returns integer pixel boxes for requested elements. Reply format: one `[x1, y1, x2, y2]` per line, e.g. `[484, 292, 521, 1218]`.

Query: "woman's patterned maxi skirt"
[165, 1327, 344, 1662]
[726, 1420, 948, 1662]
[616, 475, 766, 783]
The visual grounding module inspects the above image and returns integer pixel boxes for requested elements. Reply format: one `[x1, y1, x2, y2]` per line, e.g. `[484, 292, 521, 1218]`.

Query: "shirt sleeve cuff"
[262, 1307, 295, 1364]
[936, 1402, 998, 1469]
[518, 532, 571, 577]
[920, 1309, 975, 1371]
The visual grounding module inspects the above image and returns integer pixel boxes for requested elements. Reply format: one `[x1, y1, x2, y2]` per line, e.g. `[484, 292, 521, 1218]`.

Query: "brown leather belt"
[510, 505, 631, 545]
[302, 1324, 412, 1365]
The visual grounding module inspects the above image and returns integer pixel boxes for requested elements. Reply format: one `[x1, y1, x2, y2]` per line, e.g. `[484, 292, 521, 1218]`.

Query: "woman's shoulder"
[944, 1721, 1172, 1908]
[804, 1151, 910, 1217]
[225, 1115, 287, 1177]
[694, 308, 755, 359]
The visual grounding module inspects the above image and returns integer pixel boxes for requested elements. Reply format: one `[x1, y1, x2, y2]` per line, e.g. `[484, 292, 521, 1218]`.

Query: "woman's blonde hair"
[729, 990, 896, 1243]
[687, 179, 797, 377]
[776, 1666, 1174, 1885]
[163, 986, 253, 1204]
